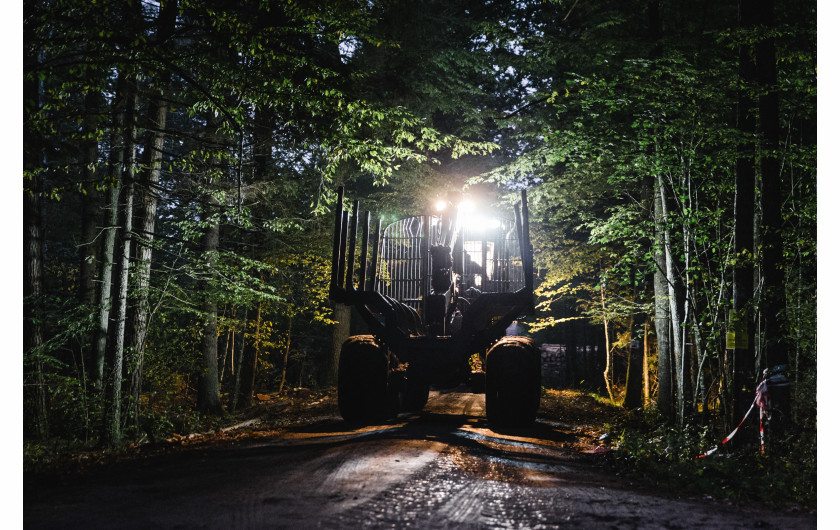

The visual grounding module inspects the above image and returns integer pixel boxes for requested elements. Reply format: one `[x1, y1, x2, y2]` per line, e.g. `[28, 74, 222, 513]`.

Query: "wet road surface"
[24, 389, 816, 529]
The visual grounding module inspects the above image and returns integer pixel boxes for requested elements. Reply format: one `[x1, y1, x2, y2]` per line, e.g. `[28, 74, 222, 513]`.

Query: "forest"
[23, 0, 815, 483]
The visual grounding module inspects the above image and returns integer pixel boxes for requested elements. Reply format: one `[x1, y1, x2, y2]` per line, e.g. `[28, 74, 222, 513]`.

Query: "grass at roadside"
[23, 387, 340, 475]
[541, 393, 817, 510]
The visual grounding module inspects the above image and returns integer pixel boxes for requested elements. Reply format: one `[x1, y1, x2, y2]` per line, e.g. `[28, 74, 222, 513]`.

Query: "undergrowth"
[605, 411, 816, 508]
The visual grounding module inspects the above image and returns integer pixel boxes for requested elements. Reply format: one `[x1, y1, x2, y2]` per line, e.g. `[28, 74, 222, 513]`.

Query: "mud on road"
[24, 389, 816, 529]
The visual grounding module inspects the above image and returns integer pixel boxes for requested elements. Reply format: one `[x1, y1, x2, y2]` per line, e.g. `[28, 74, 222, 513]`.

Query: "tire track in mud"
[25, 390, 815, 529]
[316, 391, 813, 529]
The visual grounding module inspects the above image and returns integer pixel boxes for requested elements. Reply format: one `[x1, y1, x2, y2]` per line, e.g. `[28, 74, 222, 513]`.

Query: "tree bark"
[732, 0, 759, 433]
[755, 0, 790, 435]
[219, 306, 232, 383]
[236, 305, 261, 407]
[197, 189, 223, 414]
[653, 174, 675, 421]
[80, 89, 102, 309]
[680, 171, 696, 421]
[647, 0, 673, 421]
[24, 68, 49, 440]
[330, 303, 351, 385]
[643, 320, 650, 406]
[600, 280, 615, 403]
[231, 310, 247, 411]
[279, 317, 293, 393]
[94, 76, 126, 390]
[657, 176, 686, 424]
[623, 310, 644, 410]
[127, 2, 174, 423]
[565, 299, 579, 388]
[106, 74, 139, 447]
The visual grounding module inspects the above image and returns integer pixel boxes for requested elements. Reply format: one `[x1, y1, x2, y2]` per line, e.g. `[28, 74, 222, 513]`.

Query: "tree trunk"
[658, 175, 686, 424]
[330, 303, 351, 385]
[24, 69, 49, 440]
[231, 107, 271, 406]
[197, 190, 223, 414]
[126, 0, 176, 430]
[643, 320, 650, 406]
[236, 305, 261, 407]
[755, 0, 790, 435]
[78, 88, 102, 393]
[220, 307, 232, 383]
[653, 174, 674, 421]
[106, 75, 139, 447]
[623, 310, 644, 410]
[80, 89, 102, 309]
[128, 59, 172, 428]
[565, 299, 579, 388]
[95, 90, 125, 390]
[680, 171, 696, 421]
[231, 310, 247, 411]
[279, 317, 293, 393]
[732, 0, 759, 433]
[600, 280, 615, 403]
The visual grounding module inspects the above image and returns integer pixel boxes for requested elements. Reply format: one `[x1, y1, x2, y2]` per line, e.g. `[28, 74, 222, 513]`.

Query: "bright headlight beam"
[458, 199, 476, 212]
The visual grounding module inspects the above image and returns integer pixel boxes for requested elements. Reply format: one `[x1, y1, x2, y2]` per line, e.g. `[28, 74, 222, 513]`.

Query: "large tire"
[485, 336, 541, 429]
[337, 335, 390, 424]
[402, 375, 430, 412]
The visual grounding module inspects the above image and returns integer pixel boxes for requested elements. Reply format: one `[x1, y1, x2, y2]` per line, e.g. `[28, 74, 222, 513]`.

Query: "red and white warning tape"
[698, 377, 771, 458]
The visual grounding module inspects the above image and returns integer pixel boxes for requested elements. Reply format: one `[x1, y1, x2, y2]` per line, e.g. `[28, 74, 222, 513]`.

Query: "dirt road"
[24, 389, 815, 529]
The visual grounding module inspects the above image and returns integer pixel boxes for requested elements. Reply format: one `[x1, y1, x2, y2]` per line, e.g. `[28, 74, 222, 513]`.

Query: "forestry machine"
[329, 187, 540, 428]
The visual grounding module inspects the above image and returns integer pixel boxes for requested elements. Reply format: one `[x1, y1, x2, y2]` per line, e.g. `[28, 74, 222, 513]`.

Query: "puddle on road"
[447, 445, 570, 487]
[453, 426, 554, 450]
